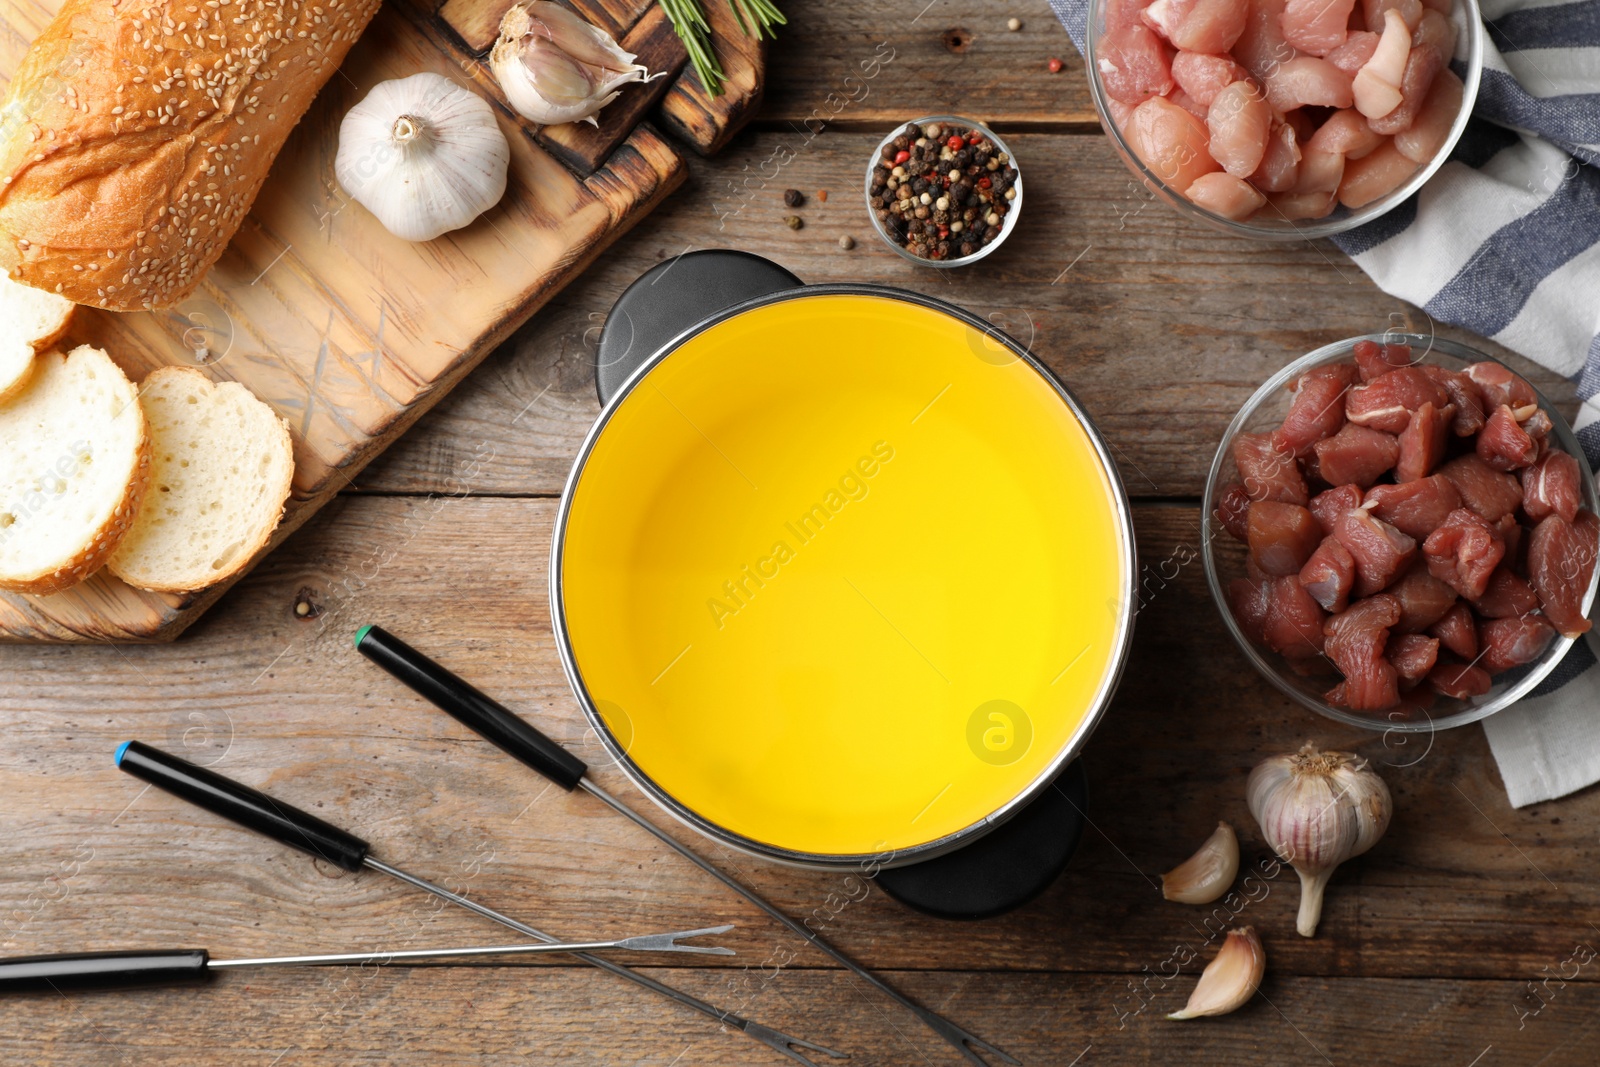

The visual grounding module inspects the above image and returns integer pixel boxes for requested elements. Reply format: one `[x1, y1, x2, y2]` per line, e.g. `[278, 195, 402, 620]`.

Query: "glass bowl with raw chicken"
[1087, 0, 1483, 238]
[1202, 335, 1600, 733]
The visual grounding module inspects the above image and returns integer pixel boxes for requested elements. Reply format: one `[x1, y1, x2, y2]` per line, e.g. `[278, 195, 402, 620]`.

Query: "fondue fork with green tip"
[356, 624, 1022, 1067]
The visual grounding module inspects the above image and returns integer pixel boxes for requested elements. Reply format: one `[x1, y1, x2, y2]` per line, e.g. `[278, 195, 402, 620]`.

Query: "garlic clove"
[524, 43, 601, 108]
[490, 2, 657, 127]
[1168, 926, 1265, 1020]
[1161, 821, 1240, 905]
[523, 1, 645, 73]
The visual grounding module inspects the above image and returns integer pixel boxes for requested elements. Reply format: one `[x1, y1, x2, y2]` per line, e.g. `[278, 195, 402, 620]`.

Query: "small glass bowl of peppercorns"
[864, 115, 1022, 267]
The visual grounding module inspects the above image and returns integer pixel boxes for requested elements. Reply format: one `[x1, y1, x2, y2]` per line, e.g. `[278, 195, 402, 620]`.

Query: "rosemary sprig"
[659, 0, 786, 96]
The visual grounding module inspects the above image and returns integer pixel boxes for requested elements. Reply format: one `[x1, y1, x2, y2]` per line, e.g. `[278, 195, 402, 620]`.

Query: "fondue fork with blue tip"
[356, 624, 1021, 1067]
[110, 740, 847, 1066]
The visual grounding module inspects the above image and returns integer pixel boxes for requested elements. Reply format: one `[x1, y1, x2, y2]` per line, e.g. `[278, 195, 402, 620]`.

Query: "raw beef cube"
[1263, 575, 1328, 657]
[1235, 431, 1309, 504]
[1387, 632, 1439, 685]
[1299, 536, 1357, 612]
[1438, 454, 1523, 521]
[1249, 501, 1324, 575]
[1472, 566, 1538, 619]
[1310, 484, 1365, 534]
[1419, 364, 1485, 435]
[1395, 400, 1452, 481]
[1422, 507, 1505, 599]
[1215, 481, 1253, 540]
[1229, 576, 1273, 642]
[1428, 601, 1477, 658]
[1345, 366, 1448, 433]
[1464, 362, 1536, 411]
[1364, 474, 1462, 539]
[1388, 565, 1457, 632]
[1351, 338, 1413, 380]
[1479, 615, 1556, 673]
[1314, 423, 1401, 488]
[1273, 362, 1359, 457]
[1528, 512, 1598, 638]
[1522, 451, 1583, 525]
[1324, 593, 1402, 709]
[1336, 507, 1418, 596]
[1476, 404, 1539, 471]
[1429, 661, 1491, 699]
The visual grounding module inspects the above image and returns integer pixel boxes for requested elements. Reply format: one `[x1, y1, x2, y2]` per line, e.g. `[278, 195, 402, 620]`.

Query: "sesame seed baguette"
[0, 0, 382, 311]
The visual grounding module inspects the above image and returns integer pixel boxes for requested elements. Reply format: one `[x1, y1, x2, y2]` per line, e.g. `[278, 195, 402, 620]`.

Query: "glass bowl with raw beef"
[1203, 336, 1600, 732]
[1087, 0, 1483, 237]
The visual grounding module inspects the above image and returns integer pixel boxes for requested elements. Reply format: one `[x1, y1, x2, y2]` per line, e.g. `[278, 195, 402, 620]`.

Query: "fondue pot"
[553, 251, 1135, 918]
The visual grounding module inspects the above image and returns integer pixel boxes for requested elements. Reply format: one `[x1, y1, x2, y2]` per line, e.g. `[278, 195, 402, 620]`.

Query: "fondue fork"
[114, 741, 847, 1067]
[357, 625, 1022, 1067]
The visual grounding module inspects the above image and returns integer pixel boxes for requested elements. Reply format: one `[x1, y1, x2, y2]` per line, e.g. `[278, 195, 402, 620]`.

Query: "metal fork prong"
[616, 924, 737, 955]
[910, 1008, 1021, 1066]
[741, 1021, 851, 1065]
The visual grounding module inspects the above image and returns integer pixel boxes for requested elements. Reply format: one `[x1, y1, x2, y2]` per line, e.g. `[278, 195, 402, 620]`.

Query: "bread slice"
[108, 367, 294, 593]
[0, 273, 75, 403]
[0, 345, 150, 595]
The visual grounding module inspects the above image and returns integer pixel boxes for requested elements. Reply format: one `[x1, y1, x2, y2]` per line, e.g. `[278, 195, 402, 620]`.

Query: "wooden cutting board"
[0, 0, 765, 641]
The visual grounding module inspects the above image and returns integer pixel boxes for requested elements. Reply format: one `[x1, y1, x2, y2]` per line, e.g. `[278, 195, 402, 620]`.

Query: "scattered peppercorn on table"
[3, 0, 1597, 1064]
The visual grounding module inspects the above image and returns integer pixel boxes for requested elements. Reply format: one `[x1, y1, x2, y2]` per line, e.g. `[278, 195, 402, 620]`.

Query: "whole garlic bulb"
[336, 73, 510, 243]
[1247, 744, 1391, 938]
[491, 2, 656, 126]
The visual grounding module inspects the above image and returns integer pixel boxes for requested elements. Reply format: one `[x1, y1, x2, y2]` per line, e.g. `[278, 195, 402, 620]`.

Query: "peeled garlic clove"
[1247, 743, 1392, 938]
[491, 1, 656, 127]
[335, 73, 510, 243]
[1161, 821, 1240, 905]
[1168, 926, 1265, 1020]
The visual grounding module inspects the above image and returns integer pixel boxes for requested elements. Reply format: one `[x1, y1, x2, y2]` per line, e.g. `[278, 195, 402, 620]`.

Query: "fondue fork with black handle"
[113, 741, 846, 1067]
[356, 625, 1021, 1067]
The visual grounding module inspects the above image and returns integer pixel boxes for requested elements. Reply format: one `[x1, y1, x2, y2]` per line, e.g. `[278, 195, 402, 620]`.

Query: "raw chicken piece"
[1419, 0, 1451, 12]
[1264, 56, 1356, 111]
[1309, 108, 1386, 160]
[1345, 366, 1448, 433]
[1234, 0, 1297, 80]
[1207, 80, 1274, 176]
[1479, 615, 1556, 673]
[1108, 0, 1158, 32]
[1273, 362, 1359, 456]
[1368, 44, 1443, 135]
[1354, 9, 1411, 119]
[1388, 565, 1457, 632]
[1428, 601, 1477, 658]
[1249, 121, 1303, 191]
[1216, 481, 1254, 540]
[1528, 512, 1598, 637]
[1351, 338, 1414, 380]
[1293, 148, 1347, 194]
[1438, 454, 1523, 521]
[1142, 0, 1251, 53]
[1125, 96, 1223, 189]
[1172, 51, 1255, 105]
[1337, 141, 1418, 207]
[1387, 632, 1439, 685]
[1324, 593, 1402, 709]
[1423, 506, 1505, 599]
[1100, 24, 1178, 103]
[1106, 96, 1138, 131]
[1395, 400, 1452, 481]
[1429, 661, 1491, 699]
[1476, 403, 1539, 471]
[1336, 507, 1418, 595]
[1170, 87, 1211, 119]
[1234, 431, 1310, 503]
[1314, 423, 1401, 487]
[1311, 484, 1365, 533]
[1419, 363, 1486, 435]
[1362, 0, 1424, 33]
[1249, 500, 1324, 574]
[1464, 362, 1536, 410]
[1187, 172, 1269, 218]
[1300, 535, 1358, 611]
[1229, 576, 1273, 641]
[1364, 474, 1462, 538]
[1266, 189, 1338, 219]
[1280, 0, 1356, 54]
[1411, 9, 1456, 62]
[1326, 31, 1380, 77]
[1473, 566, 1539, 618]
[1409, 102, 1468, 175]
[1522, 450, 1583, 524]
[1263, 575, 1329, 656]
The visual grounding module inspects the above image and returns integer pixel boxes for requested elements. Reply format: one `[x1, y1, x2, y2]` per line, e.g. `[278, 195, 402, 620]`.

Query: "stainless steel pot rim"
[550, 283, 1139, 870]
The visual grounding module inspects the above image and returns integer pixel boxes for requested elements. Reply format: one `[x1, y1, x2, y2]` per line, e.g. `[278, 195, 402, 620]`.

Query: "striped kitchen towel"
[1051, 0, 1600, 805]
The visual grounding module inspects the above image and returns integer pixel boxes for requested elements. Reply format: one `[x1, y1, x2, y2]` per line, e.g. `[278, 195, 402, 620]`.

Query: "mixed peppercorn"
[869, 121, 1019, 262]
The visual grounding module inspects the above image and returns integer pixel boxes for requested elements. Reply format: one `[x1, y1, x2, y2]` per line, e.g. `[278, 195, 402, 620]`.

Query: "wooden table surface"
[5, 1, 1597, 1064]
